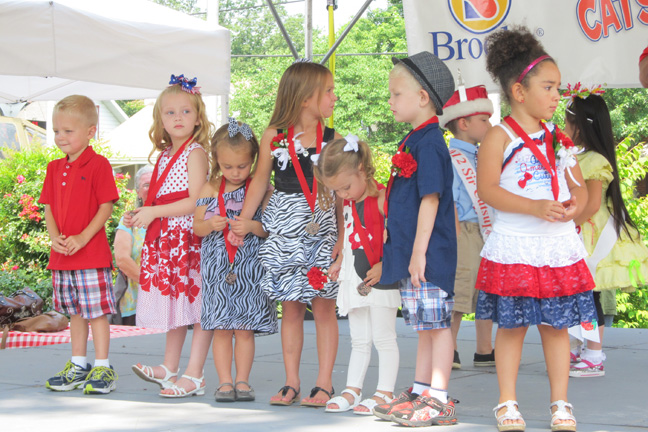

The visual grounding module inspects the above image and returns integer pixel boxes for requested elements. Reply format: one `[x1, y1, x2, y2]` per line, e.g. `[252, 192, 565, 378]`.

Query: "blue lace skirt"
[475, 290, 596, 329]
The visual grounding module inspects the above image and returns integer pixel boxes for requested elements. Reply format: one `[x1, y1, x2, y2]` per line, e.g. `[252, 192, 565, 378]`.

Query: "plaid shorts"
[52, 268, 116, 319]
[399, 278, 454, 331]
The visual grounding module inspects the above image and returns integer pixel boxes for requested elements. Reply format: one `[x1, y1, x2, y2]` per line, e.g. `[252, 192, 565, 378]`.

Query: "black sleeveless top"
[273, 126, 335, 193]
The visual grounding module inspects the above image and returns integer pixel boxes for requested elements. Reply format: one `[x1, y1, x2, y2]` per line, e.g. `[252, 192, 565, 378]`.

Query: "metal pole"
[266, 0, 300, 60]
[320, 0, 373, 65]
[305, 0, 312, 60]
[327, 0, 336, 128]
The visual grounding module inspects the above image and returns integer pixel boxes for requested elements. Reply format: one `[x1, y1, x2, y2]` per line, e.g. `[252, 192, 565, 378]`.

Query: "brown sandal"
[300, 386, 334, 407]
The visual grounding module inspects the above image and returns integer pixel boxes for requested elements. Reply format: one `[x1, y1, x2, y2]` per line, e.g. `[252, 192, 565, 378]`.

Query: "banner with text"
[402, 0, 648, 90]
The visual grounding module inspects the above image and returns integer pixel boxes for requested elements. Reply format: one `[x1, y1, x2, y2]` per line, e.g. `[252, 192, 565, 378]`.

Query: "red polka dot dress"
[137, 142, 205, 330]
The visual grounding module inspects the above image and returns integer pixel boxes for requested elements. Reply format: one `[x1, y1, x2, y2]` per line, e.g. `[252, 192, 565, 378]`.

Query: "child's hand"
[122, 211, 135, 228]
[331, 238, 343, 262]
[227, 230, 245, 246]
[51, 234, 68, 255]
[63, 233, 88, 256]
[560, 196, 579, 222]
[130, 206, 156, 229]
[327, 254, 343, 282]
[408, 252, 427, 288]
[209, 215, 228, 232]
[364, 262, 383, 287]
[531, 199, 566, 222]
[229, 216, 252, 237]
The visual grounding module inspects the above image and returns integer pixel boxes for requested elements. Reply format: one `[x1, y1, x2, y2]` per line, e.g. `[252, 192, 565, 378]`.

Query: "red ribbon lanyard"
[287, 123, 323, 213]
[218, 177, 251, 264]
[351, 201, 380, 267]
[145, 135, 193, 207]
[383, 116, 438, 219]
[504, 117, 559, 200]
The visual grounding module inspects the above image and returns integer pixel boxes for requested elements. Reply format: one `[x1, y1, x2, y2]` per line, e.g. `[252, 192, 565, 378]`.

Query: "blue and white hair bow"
[169, 74, 201, 95]
[227, 117, 253, 141]
[343, 134, 360, 152]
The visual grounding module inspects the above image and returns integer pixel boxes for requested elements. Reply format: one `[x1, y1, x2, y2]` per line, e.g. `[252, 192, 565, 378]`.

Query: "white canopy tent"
[0, 0, 230, 103]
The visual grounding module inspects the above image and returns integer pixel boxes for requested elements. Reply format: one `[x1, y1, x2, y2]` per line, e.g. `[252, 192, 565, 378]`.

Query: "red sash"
[287, 124, 323, 213]
[349, 182, 386, 267]
[145, 190, 189, 242]
[219, 177, 251, 265]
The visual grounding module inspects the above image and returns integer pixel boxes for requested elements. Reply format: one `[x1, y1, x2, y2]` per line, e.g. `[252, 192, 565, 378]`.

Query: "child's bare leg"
[213, 329, 234, 389]
[70, 314, 89, 357]
[538, 325, 574, 428]
[428, 328, 453, 391]
[584, 325, 604, 351]
[88, 315, 110, 360]
[304, 297, 338, 403]
[270, 301, 305, 403]
[152, 325, 188, 380]
[164, 323, 212, 392]
[234, 330, 255, 388]
[475, 319, 494, 354]
[495, 326, 527, 426]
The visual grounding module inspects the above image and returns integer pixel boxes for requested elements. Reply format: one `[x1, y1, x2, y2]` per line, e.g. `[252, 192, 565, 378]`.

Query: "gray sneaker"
[83, 366, 118, 394]
[46, 361, 91, 391]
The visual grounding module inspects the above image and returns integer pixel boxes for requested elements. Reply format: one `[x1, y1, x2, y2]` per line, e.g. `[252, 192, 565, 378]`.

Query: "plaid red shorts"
[52, 268, 116, 319]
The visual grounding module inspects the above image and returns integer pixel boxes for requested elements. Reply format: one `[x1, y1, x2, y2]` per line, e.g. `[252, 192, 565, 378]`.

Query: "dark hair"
[485, 25, 554, 103]
[565, 94, 638, 238]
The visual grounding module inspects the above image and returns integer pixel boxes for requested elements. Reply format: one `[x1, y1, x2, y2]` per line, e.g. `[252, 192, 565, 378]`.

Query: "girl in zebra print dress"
[194, 119, 277, 402]
[230, 61, 344, 407]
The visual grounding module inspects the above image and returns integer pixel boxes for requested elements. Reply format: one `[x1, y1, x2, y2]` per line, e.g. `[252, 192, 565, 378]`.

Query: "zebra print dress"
[259, 190, 339, 302]
[197, 186, 277, 335]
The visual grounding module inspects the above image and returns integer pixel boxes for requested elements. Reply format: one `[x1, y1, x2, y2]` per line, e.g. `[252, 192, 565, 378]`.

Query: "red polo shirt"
[39, 146, 119, 270]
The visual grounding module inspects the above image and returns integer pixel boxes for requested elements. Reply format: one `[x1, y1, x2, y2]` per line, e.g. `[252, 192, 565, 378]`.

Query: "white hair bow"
[311, 141, 328, 166]
[343, 134, 360, 152]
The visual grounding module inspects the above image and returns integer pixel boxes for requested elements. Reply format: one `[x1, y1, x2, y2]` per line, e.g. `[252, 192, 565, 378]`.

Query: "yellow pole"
[327, 4, 335, 128]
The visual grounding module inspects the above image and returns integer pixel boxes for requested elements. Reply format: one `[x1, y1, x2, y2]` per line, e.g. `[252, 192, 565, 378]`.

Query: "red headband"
[516, 55, 551, 84]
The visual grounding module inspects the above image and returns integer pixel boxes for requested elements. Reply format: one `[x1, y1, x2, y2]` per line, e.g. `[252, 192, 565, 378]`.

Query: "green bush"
[0, 142, 136, 307]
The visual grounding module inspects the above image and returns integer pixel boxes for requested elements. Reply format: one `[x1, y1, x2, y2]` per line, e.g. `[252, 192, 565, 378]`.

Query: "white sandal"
[494, 400, 526, 432]
[131, 363, 177, 389]
[354, 391, 393, 416]
[159, 374, 205, 398]
[325, 388, 361, 412]
[550, 400, 576, 432]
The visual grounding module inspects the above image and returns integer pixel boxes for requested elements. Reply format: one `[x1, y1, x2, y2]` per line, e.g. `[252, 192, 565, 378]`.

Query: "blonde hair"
[53, 95, 98, 126]
[209, 121, 259, 183]
[148, 85, 213, 160]
[313, 137, 378, 210]
[268, 62, 332, 129]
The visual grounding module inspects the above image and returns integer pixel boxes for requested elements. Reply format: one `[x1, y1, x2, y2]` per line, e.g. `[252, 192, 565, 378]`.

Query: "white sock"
[71, 356, 87, 369]
[581, 348, 605, 364]
[412, 382, 430, 395]
[94, 358, 110, 368]
[427, 387, 448, 403]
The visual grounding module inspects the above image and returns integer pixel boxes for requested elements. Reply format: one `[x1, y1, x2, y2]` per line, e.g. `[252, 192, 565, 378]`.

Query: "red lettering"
[578, 0, 601, 41]
[618, 0, 633, 28]
[600, 0, 622, 37]
[638, 0, 648, 25]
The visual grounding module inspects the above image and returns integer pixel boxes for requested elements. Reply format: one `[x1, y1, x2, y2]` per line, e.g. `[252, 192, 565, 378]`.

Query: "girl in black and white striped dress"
[232, 61, 344, 407]
[194, 118, 277, 402]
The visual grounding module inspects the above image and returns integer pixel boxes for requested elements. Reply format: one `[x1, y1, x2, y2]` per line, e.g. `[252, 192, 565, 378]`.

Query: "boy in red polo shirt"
[39, 95, 120, 394]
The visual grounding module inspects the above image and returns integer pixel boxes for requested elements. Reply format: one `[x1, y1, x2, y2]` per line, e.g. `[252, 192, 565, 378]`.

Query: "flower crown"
[562, 82, 605, 107]
[169, 74, 201, 95]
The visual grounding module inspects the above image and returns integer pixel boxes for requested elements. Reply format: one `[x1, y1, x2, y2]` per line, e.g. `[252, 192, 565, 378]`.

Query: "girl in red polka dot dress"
[128, 75, 214, 398]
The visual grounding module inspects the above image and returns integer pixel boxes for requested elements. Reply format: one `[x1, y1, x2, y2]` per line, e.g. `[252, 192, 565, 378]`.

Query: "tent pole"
[266, 0, 300, 59]
[206, 0, 226, 127]
[327, 0, 336, 128]
[305, 0, 313, 60]
[320, 0, 373, 65]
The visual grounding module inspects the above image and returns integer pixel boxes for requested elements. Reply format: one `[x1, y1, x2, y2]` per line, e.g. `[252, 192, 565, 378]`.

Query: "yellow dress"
[577, 151, 648, 293]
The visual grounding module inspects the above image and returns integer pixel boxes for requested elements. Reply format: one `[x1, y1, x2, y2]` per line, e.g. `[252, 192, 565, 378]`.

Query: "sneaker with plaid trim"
[46, 361, 91, 391]
[391, 391, 458, 427]
[83, 366, 118, 394]
[373, 387, 417, 420]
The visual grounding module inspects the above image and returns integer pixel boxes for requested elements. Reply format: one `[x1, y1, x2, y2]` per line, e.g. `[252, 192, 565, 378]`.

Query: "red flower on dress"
[552, 127, 575, 154]
[581, 321, 595, 331]
[391, 147, 417, 178]
[270, 133, 288, 151]
[307, 267, 328, 290]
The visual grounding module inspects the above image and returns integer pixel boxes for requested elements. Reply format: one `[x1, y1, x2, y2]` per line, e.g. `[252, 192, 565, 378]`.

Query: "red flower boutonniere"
[552, 127, 575, 155]
[270, 132, 288, 152]
[391, 146, 417, 178]
[306, 266, 328, 290]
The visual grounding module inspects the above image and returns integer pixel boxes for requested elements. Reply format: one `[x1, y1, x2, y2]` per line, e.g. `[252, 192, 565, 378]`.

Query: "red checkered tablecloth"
[2, 325, 165, 349]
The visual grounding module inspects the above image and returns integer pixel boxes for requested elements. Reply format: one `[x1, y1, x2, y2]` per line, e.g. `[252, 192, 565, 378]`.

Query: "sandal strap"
[309, 386, 334, 399]
[279, 385, 300, 398]
[181, 374, 204, 386]
[494, 400, 525, 423]
[373, 391, 394, 404]
[550, 400, 576, 422]
[341, 388, 361, 404]
[159, 364, 178, 380]
[217, 382, 234, 391]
